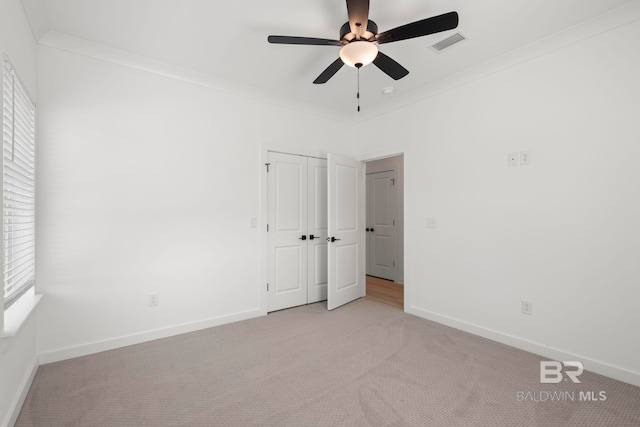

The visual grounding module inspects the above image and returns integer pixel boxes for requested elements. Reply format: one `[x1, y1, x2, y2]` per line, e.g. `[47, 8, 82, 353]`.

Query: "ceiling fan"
[268, 0, 459, 84]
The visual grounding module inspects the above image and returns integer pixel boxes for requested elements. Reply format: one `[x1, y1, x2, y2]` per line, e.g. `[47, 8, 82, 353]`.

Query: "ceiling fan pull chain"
[357, 67, 361, 112]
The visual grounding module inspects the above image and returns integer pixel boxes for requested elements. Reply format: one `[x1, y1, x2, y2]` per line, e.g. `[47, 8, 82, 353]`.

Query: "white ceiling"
[20, 0, 635, 118]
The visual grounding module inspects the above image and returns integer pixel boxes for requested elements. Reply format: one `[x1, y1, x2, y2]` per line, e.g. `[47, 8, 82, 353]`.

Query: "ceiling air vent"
[431, 32, 466, 52]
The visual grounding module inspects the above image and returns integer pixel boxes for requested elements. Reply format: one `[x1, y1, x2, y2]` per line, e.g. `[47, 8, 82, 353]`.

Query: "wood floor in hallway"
[365, 275, 404, 310]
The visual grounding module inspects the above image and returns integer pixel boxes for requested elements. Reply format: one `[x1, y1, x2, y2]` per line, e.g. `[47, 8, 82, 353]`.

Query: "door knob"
[299, 235, 307, 240]
[309, 235, 316, 240]
[366, 228, 370, 232]
[329, 237, 341, 242]
[370, 228, 375, 232]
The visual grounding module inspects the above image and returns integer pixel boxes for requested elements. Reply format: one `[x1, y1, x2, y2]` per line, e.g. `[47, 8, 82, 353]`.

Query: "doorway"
[365, 275, 403, 310]
[365, 155, 404, 309]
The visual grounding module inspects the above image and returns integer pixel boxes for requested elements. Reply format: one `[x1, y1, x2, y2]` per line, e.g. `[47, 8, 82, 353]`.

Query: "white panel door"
[327, 153, 365, 310]
[365, 174, 372, 275]
[267, 152, 308, 312]
[368, 171, 397, 280]
[307, 158, 328, 303]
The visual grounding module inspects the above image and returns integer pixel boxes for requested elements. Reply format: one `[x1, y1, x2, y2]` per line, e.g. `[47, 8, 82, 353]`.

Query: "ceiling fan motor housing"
[340, 20, 378, 42]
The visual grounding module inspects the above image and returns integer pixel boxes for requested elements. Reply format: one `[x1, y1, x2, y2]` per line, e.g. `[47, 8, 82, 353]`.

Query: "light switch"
[250, 217, 258, 228]
[426, 218, 436, 229]
[508, 152, 519, 167]
[520, 151, 531, 166]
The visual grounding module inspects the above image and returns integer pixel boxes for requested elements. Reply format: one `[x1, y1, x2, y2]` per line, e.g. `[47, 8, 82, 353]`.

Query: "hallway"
[365, 275, 403, 310]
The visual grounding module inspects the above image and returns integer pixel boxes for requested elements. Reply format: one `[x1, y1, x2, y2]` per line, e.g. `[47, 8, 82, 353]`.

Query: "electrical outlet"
[508, 152, 519, 167]
[148, 293, 159, 307]
[520, 151, 531, 166]
[426, 218, 436, 229]
[521, 300, 533, 315]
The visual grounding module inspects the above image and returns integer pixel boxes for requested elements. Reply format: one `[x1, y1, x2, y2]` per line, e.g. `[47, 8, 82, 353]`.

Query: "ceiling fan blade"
[346, 0, 370, 38]
[373, 52, 409, 80]
[313, 58, 344, 84]
[376, 11, 459, 45]
[268, 36, 342, 47]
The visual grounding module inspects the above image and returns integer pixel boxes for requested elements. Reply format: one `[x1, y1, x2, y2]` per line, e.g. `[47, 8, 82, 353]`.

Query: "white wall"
[0, 0, 39, 425]
[36, 45, 353, 361]
[355, 15, 640, 385]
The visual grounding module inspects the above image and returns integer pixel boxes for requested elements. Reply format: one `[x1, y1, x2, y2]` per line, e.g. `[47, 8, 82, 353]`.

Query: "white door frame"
[357, 149, 406, 310]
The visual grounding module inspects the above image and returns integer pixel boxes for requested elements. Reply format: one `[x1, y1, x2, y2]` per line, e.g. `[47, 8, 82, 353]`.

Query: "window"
[2, 59, 36, 310]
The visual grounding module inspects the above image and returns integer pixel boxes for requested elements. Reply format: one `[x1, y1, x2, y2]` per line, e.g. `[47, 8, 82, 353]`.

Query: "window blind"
[3, 59, 36, 310]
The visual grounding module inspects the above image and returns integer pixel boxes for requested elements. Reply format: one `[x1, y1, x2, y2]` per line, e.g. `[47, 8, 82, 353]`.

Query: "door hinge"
[391, 178, 395, 186]
[393, 219, 395, 226]
[393, 260, 395, 267]
[267, 224, 269, 232]
[265, 163, 271, 173]
[267, 283, 269, 291]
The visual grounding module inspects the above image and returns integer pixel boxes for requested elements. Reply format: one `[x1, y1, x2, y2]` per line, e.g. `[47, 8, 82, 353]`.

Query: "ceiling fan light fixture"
[339, 41, 378, 68]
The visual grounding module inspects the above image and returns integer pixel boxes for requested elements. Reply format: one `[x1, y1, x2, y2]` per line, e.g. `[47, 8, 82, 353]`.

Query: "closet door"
[327, 153, 365, 310]
[267, 152, 308, 312]
[307, 158, 328, 303]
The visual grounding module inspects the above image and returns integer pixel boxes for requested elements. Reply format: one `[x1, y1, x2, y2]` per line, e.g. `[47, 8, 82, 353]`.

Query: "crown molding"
[38, 31, 352, 125]
[27, 0, 640, 127]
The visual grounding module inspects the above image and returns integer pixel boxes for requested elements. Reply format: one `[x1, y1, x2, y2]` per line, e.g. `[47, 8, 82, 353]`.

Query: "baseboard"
[39, 308, 263, 365]
[407, 305, 640, 388]
[2, 356, 38, 427]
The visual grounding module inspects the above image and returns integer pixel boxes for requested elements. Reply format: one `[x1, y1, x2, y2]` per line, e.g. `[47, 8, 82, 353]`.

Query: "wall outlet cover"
[508, 152, 519, 167]
[148, 293, 159, 307]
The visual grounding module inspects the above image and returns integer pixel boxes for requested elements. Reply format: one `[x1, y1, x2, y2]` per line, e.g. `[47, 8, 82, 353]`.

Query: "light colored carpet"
[16, 299, 640, 426]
